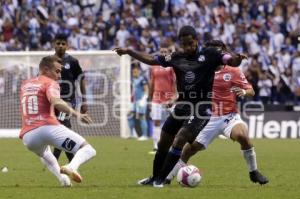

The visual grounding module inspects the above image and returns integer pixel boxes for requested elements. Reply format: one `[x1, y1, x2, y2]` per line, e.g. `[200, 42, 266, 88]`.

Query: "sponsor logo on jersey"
[185, 71, 195, 83]
[64, 63, 70, 69]
[223, 73, 231, 81]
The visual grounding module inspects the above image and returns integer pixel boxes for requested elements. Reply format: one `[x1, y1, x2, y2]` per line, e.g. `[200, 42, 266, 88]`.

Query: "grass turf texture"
[0, 138, 300, 199]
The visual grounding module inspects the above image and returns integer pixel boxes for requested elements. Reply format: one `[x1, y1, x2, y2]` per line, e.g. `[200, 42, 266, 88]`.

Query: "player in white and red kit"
[20, 56, 96, 186]
[149, 63, 176, 153]
[166, 41, 268, 185]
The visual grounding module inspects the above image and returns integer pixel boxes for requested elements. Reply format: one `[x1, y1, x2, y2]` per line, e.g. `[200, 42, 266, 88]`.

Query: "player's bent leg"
[45, 125, 96, 183]
[40, 146, 72, 187]
[230, 123, 253, 150]
[61, 142, 96, 183]
[166, 141, 205, 183]
[154, 127, 191, 187]
[230, 123, 269, 185]
[139, 112, 183, 187]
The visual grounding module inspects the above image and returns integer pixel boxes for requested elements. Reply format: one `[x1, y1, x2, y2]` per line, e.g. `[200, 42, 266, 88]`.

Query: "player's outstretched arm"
[113, 47, 160, 65]
[50, 97, 93, 124]
[225, 53, 248, 67]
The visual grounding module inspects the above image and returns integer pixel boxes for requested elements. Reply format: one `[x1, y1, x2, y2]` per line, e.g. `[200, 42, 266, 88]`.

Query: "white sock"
[166, 159, 187, 181]
[242, 147, 257, 172]
[152, 126, 161, 150]
[40, 146, 63, 181]
[68, 144, 96, 171]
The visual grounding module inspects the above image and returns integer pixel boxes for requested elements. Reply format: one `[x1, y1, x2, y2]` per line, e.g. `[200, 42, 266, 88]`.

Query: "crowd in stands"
[0, 0, 300, 105]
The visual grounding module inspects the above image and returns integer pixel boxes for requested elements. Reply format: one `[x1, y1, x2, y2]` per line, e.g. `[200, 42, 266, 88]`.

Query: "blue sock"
[140, 118, 148, 137]
[127, 117, 135, 137]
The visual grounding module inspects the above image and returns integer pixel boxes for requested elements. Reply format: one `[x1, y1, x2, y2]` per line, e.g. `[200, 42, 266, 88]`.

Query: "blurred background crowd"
[0, 0, 300, 105]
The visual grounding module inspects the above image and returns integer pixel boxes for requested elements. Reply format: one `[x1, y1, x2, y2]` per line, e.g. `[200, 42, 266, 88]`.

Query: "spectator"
[258, 71, 273, 104]
[0, 0, 299, 105]
[116, 23, 130, 47]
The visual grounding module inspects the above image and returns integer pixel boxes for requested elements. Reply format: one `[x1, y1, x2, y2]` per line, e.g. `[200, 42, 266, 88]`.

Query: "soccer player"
[114, 26, 247, 187]
[52, 33, 88, 162]
[149, 47, 176, 153]
[166, 40, 269, 185]
[128, 62, 149, 140]
[20, 56, 96, 186]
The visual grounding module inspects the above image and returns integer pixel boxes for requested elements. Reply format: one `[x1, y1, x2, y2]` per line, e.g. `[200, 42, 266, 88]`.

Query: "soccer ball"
[177, 165, 202, 187]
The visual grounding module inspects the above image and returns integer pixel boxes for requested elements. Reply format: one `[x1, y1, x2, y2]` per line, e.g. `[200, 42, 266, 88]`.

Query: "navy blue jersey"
[60, 54, 83, 102]
[155, 47, 224, 109]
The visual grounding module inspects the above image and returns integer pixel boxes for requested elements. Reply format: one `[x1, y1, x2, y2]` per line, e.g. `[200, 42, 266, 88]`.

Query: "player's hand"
[230, 86, 246, 97]
[80, 104, 88, 114]
[113, 47, 129, 56]
[79, 113, 93, 124]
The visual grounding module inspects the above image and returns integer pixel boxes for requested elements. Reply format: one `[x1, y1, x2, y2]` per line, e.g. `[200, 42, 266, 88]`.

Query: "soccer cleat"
[137, 176, 155, 185]
[60, 165, 82, 183]
[137, 136, 148, 141]
[153, 179, 164, 188]
[249, 170, 269, 185]
[60, 174, 72, 187]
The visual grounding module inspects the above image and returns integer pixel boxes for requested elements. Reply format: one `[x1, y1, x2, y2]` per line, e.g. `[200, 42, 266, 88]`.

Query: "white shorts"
[151, 103, 169, 121]
[22, 125, 86, 156]
[195, 113, 247, 149]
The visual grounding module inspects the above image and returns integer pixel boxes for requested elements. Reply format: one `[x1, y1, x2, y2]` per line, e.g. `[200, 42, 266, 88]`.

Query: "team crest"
[64, 63, 70, 69]
[198, 55, 205, 62]
[164, 54, 172, 62]
[223, 73, 231, 81]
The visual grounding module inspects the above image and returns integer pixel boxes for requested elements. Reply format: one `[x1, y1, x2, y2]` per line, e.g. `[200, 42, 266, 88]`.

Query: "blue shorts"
[130, 101, 147, 114]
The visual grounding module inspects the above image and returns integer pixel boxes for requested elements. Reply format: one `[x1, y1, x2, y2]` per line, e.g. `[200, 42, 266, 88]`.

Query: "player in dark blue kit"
[114, 26, 247, 188]
[52, 33, 88, 162]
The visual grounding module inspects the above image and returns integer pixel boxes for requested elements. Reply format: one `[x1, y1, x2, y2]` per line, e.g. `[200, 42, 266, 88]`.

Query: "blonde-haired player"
[20, 56, 96, 186]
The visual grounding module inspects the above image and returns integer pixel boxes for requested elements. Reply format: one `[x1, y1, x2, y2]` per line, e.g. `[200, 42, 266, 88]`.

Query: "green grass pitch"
[1, 137, 300, 199]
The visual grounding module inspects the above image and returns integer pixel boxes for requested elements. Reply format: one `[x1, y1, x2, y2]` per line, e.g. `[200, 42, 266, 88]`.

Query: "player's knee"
[231, 124, 248, 141]
[233, 132, 251, 147]
[177, 131, 195, 146]
[190, 142, 205, 154]
[82, 144, 96, 157]
[173, 135, 187, 149]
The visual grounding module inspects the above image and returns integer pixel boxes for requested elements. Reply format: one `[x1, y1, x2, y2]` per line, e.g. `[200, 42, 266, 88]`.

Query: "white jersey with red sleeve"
[212, 66, 252, 116]
[150, 65, 176, 104]
[19, 75, 60, 138]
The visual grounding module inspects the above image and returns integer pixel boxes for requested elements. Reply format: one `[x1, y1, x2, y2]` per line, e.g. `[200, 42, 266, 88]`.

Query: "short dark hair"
[39, 55, 61, 70]
[54, 33, 68, 41]
[204, 40, 227, 51]
[178, 25, 197, 39]
[131, 62, 141, 70]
